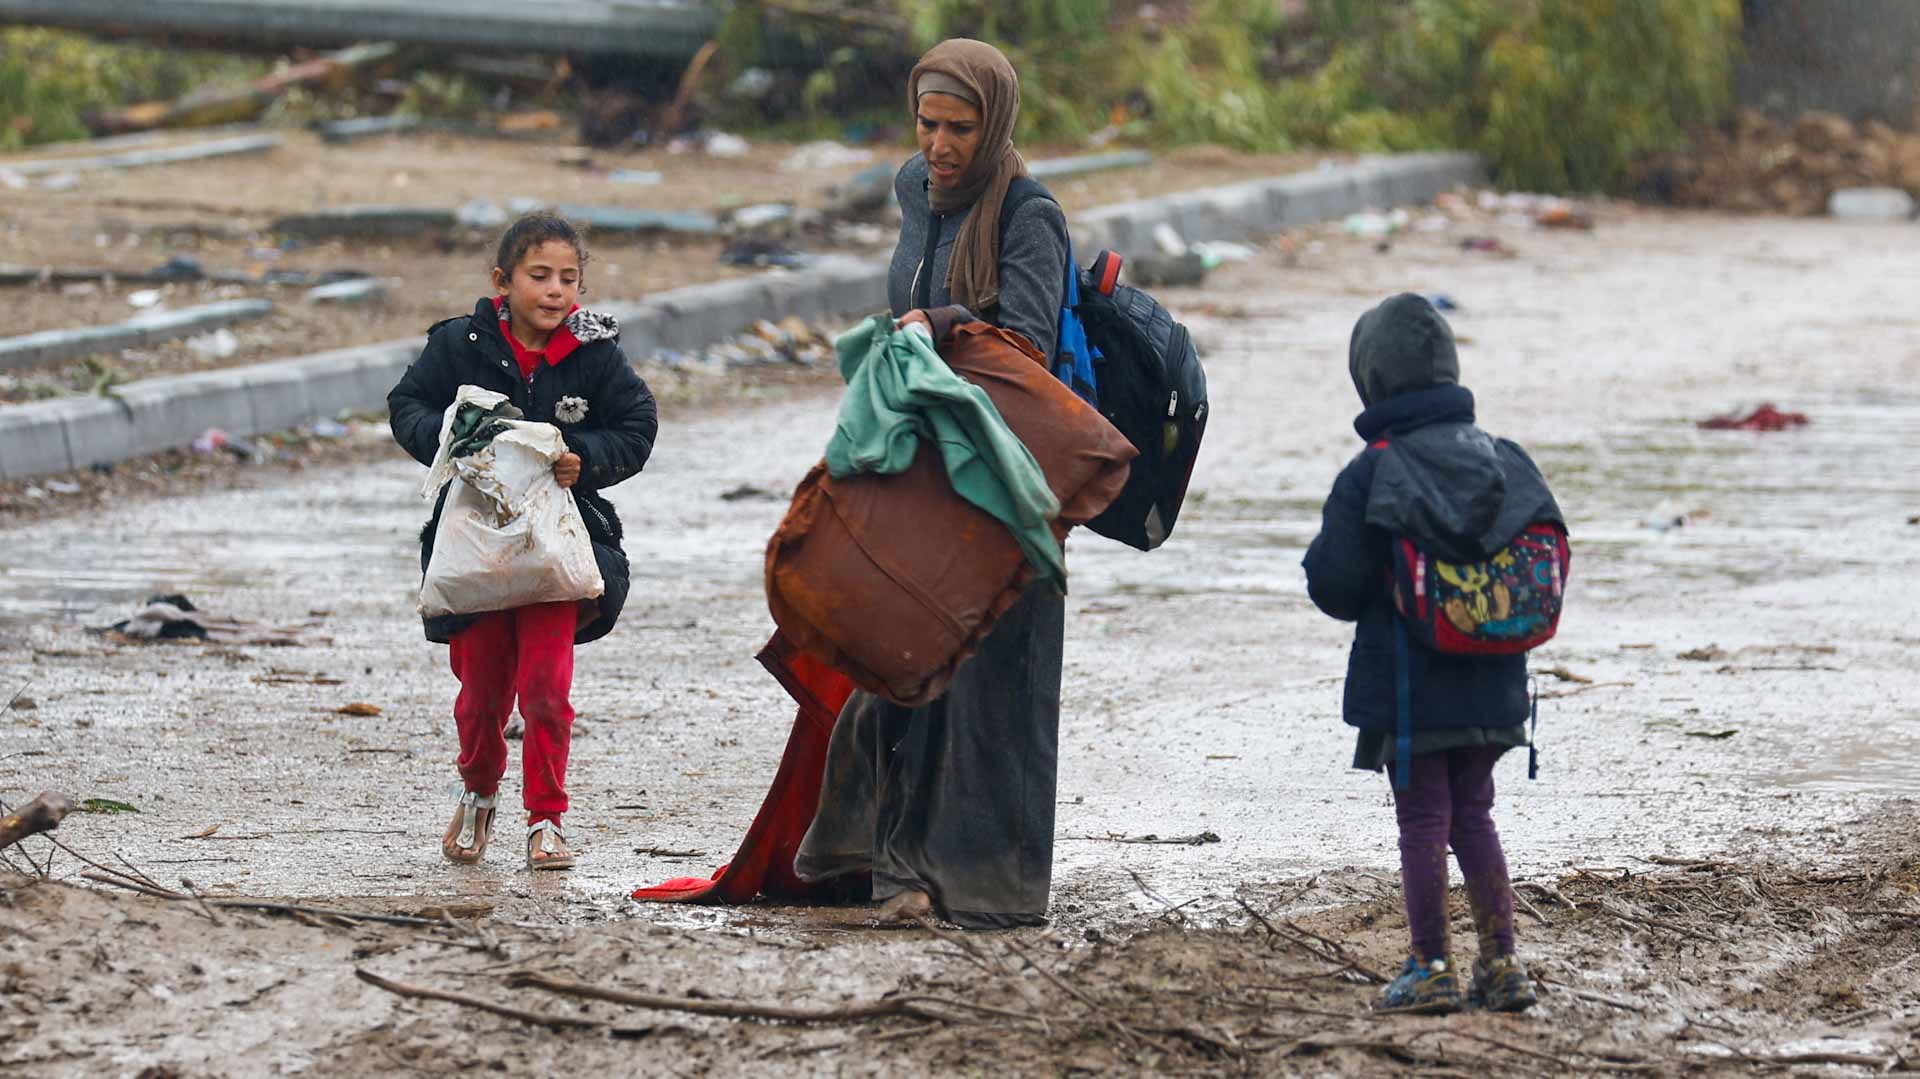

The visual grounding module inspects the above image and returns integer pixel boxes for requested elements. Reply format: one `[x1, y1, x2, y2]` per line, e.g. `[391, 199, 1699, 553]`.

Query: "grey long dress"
[792, 154, 1071, 928]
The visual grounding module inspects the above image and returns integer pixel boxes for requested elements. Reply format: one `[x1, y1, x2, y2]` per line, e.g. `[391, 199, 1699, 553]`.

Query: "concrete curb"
[0, 299, 274, 373]
[0, 153, 1483, 482]
[1071, 151, 1486, 255]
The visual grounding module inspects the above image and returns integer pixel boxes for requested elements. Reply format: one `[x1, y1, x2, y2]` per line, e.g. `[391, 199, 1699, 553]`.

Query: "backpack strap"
[1392, 619, 1414, 791]
[1000, 177, 1099, 403]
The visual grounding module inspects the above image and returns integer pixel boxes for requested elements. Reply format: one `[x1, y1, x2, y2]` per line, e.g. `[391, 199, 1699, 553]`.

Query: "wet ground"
[2, 205, 1918, 1074]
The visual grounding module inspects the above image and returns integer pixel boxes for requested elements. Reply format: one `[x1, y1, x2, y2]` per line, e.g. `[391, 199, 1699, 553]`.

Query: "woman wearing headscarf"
[792, 38, 1073, 928]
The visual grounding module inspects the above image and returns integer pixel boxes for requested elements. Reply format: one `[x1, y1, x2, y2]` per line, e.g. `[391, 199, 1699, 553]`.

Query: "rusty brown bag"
[765, 321, 1137, 706]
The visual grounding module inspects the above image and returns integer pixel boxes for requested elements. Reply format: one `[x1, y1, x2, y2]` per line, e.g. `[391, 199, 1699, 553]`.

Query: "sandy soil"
[0, 128, 1327, 401]
[1, 206, 1917, 1074]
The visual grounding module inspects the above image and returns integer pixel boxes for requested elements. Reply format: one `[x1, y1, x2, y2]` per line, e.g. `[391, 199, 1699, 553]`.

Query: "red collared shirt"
[491, 297, 582, 383]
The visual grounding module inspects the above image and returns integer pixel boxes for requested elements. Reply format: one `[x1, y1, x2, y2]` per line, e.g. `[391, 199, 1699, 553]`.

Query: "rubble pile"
[1644, 109, 1920, 216]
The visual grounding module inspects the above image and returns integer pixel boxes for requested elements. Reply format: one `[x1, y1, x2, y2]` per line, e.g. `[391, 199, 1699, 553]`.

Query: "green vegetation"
[718, 0, 1743, 193]
[0, 28, 264, 150]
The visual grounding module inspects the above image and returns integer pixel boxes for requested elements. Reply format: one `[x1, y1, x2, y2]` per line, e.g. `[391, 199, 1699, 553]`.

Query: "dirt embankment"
[2, 804, 1914, 1076]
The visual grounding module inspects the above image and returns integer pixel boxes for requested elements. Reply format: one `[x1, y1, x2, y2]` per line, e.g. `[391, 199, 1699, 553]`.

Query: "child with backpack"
[1302, 293, 1567, 1013]
[387, 212, 657, 871]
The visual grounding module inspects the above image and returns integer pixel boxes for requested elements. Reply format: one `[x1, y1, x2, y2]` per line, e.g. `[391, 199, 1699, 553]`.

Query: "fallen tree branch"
[356, 969, 601, 1031]
[0, 792, 75, 850]
[510, 971, 1010, 1027]
[80, 870, 465, 927]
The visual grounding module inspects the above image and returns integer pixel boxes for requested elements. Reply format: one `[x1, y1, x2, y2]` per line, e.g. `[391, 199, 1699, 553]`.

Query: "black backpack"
[988, 180, 1209, 550]
[1073, 250, 1208, 550]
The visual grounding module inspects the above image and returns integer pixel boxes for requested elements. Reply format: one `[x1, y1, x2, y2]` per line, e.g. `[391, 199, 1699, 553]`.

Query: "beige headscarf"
[909, 39, 1028, 313]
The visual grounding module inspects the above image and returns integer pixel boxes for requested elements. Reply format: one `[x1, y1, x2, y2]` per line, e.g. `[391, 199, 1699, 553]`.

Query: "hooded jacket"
[1303, 294, 1563, 743]
[388, 297, 658, 644]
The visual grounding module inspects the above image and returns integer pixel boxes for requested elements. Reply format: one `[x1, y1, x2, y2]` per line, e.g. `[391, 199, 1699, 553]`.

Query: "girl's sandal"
[526, 820, 577, 871]
[442, 791, 497, 865]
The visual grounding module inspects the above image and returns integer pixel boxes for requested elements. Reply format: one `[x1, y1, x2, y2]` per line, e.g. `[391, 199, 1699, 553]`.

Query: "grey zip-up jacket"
[886, 153, 1069, 359]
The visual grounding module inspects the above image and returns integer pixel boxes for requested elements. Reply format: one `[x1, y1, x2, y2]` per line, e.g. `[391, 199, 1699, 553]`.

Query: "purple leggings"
[1386, 745, 1516, 962]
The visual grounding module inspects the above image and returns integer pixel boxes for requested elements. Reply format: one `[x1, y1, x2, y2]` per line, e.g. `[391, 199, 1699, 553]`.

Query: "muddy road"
[2, 207, 1917, 1075]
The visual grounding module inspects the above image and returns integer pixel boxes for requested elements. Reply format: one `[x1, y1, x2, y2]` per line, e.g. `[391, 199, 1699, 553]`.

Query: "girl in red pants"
[388, 212, 658, 870]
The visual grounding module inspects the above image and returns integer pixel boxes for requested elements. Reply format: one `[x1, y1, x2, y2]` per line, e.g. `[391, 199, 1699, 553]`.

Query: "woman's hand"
[553, 452, 582, 488]
[896, 310, 933, 334]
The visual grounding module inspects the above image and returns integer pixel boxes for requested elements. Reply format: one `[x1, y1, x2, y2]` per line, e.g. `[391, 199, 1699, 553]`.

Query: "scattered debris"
[1827, 187, 1916, 220]
[8, 696, 37, 711]
[0, 258, 368, 290]
[822, 162, 895, 219]
[314, 115, 423, 144]
[1534, 204, 1595, 230]
[1067, 831, 1223, 846]
[189, 428, 263, 457]
[186, 328, 241, 360]
[1678, 645, 1728, 662]
[607, 169, 664, 185]
[1643, 108, 1920, 215]
[80, 798, 139, 814]
[304, 278, 391, 306]
[0, 791, 75, 847]
[1643, 499, 1709, 532]
[272, 206, 458, 242]
[780, 141, 875, 173]
[1459, 236, 1517, 256]
[88, 44, 400, 135]
[720, 238, 809, 269]
[1684, 729, 1739, 740]
[1125, 252, 1208, 288]
[0, 132, 283, 177]
[1697, 403, 1809, 431]
[655, 316, 836, 370]
[635, 846, 707, 859]
[1189, 240, 1257, 266]
[126, 288, 164, 309]
[336, 703, 383, 717]
[507, 201, 721, 238]
[729, 203, 795, 233]
[96, 594, 330, 647]
[0, 298, 271, 372]
[1151, 222, 1188, 255]
[1026, 150, 1154, 182]
[252, 670, 344, 686]
[1536, 665, 1594, 684]
[1342, 210, 1408, 238]
[703, 132, 751, 159]
[718, 484, 782, 502]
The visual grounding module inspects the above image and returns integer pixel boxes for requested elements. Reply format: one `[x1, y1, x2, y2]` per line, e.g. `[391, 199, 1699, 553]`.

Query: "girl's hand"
[553, 452, 582, 488]
[896, 310, 932, 334]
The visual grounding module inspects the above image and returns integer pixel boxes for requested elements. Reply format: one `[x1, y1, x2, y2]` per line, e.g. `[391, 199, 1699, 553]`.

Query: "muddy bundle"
[1643, 108, 1920, 215]
[766, 322, 1135, 706]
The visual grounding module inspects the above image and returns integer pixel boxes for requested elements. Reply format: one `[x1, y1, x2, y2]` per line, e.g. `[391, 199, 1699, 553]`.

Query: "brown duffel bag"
[766, 321, 1137, 706]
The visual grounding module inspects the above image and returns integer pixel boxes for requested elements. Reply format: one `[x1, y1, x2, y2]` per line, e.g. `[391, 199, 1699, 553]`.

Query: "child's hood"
[1364, 420, 1565, 563]
[1348, 293, 1458, 408]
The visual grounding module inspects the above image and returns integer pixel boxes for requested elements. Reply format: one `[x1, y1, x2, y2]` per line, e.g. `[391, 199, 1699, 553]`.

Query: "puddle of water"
[1756, 721, 1919, 794]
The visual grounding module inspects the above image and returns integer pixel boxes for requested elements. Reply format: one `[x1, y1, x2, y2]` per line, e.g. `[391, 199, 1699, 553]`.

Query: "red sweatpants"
[448, 602, 576, 825]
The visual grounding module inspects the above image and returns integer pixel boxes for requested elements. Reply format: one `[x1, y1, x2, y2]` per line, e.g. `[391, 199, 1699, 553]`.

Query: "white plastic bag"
[418, 386, 604, 619]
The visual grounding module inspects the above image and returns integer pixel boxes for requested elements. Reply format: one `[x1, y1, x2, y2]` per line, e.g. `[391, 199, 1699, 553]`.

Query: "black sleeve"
[1303, 451, 1390, 622]
[562, 347, 657, 489]
[994, 197, 1069, 360]
[387, 325, 460, 467]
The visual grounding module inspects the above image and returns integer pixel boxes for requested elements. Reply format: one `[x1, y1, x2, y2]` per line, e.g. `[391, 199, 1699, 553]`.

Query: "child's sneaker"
[1377, 956, 1464, 1013]
[1469, 955, 1538, 1013]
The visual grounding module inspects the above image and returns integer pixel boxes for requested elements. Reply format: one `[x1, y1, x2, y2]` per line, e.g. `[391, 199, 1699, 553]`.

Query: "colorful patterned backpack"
[1389, 522, 1569, 655]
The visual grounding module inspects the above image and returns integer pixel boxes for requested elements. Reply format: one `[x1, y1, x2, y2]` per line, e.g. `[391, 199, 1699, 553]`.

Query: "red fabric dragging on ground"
[628, 631, 858, 904]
